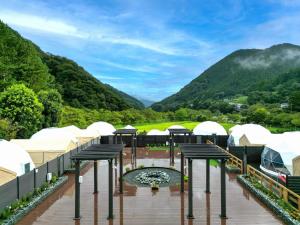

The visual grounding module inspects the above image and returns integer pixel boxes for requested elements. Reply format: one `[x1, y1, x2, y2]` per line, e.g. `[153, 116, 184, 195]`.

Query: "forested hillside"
[0, 20, 143, 138]
[152, 44, 300, 111]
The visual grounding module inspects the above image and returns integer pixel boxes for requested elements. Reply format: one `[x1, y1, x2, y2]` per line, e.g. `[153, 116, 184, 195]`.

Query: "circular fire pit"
[123, 167, 181, 187]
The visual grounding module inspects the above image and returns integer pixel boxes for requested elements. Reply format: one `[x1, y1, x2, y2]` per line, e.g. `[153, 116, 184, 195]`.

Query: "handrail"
[206, 140, 243, 171]
[247, 165, 300, 211]
[207, 140, 300, 213]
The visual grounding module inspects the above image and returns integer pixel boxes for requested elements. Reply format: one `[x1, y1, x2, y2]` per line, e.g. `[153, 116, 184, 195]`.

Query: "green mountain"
[137, 98, 155, 107]
[41, 53, 143, 110]
[152, 43, 300, 111]
[104, 84, 145, 109]
[0, 20, 143, 111]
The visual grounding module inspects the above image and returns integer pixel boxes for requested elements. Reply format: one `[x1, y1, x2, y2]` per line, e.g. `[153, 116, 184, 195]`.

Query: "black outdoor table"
[168, 128, 192, 165]
[71, 144, 124, 220]
[114, 129, 137, 167]
[180, 143, 230, 219]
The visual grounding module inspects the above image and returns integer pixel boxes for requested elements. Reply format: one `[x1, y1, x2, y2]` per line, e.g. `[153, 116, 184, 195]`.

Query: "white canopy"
[61, 125, 99, 138]
[123, 125, 136, 129]
[263, 132, 300, 175]
[228, 124, 271, 146]
[164, 125, 185, 135]
[31, 127, 79, 144]
[11, 138, 76, 152]
[193, 121, 227, 135]
[147, 129, 168, 135]
[228, 124, 242, 135]
[0, 140, 35, 176]
[87, 121, 116, 136]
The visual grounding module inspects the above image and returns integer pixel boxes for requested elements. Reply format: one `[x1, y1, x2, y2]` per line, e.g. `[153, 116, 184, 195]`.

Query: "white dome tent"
[0, 140, 35, 185]
[11, 138, 78, 167]
[123, 125, 136, 129]
[165, 125, 185, 135]
[227, 124, 271, 147]
[87, 121, 116, 136]
[260, 132, 300, 178]
[193, 121, 227, 135]
[228, 124, 242, 135]
[147, 129, 168, 136]
[31, 127, 79, 144]
[61, 125, 100, 144]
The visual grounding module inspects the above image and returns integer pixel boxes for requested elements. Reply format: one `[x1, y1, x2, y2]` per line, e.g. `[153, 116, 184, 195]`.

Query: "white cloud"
[97, 75, 123, 80]
[0, 10, 88, 38]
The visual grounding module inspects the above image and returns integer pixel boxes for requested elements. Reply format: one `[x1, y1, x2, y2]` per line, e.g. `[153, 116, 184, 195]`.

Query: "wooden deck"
[17, 148, 284, 225]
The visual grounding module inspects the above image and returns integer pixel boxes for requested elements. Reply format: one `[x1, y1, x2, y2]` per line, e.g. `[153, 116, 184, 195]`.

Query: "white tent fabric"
[261, 132, 300, 175]
[164, 125, 185, 135]
[123, 125, 135, 129]
[31, 127, 79, 144]
[147, 129, 168, 135]
[61, 125, 99, 138]
[11, 138, 76, 152]
[228, 125, 242, 135]
[0, 140, 35, 176]
[193, 121, 227, 135]
[228, 124, 271, 146]
[87, 122, 116, 136]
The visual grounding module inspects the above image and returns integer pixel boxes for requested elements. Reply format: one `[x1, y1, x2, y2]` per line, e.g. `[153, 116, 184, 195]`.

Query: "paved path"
[17, 149, 284, 225]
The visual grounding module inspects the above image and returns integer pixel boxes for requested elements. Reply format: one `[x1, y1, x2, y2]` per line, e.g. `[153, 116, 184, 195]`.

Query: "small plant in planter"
[125, 167, 131, 172]
[138, 164, 144, 169]
[169, 165, 176, 170]
[184, 175, 189, 182]
[151, 181, 159, 190]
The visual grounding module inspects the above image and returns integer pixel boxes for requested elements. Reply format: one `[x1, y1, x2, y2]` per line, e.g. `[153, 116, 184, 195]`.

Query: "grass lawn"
[117, 121, 292, 134]
[130, 121, 236, 133]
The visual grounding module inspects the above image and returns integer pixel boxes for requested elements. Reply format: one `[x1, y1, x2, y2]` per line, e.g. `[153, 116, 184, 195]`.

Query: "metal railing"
[247, 165, 300, 212]
[0, 136, 100, 212]
[207, 140, 243, 172]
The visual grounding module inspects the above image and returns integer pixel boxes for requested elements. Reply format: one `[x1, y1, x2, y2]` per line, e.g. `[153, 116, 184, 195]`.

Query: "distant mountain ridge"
[152, 43, 300, 111]
[0, 20, 143, 110]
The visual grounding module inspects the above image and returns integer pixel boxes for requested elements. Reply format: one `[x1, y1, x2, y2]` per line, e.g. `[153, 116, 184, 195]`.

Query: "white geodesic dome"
[61, 125, 99, 138]
[31, 127, 79, 144]
[164, 125, 186, 135]
[228, 125, 242, 135]
[87, 121, 116, 136]
[193, 121, 227, 136]
[147, 129, 168, 135]
[0, 140, 35, 176]
[227, 124, 271, 147]
[123, 125, 135, 129]
[260, 132, 300, 176]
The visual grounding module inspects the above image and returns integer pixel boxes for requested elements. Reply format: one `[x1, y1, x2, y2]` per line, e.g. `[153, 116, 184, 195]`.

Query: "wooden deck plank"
[17, 148, 284, 225]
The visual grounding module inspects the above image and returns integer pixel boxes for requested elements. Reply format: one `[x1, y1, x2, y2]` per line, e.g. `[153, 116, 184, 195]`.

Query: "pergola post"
[171, 133, 175, 165]
[243, 146, 248, 174]
[206, 159, 210, 193]
[169, 134, 172, 165]
[74, 160, 81, 220]
[134, 134, 137, 167]
[187, 158, 194, 219]
[180, 152, 184, 192]
[220, 159, 227, 219]
[94, 160, 98, 194]
[119, 149, 123, 193]
[108, 159, 114, 219]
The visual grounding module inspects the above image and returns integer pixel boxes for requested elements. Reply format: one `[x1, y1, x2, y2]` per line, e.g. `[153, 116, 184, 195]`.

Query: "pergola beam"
[180, 144, 229, 220]
[71, 144, 123, 220]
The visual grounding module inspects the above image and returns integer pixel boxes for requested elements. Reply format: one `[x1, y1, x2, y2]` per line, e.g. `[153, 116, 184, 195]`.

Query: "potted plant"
[151, 181, 159, 190]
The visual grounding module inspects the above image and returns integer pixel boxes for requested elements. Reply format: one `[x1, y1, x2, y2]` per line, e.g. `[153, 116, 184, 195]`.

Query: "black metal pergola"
[114, 128, 137, 167]
[168, 128, 192, 165]
[180, 143, 230, 219]
[71, 144, 124, 220]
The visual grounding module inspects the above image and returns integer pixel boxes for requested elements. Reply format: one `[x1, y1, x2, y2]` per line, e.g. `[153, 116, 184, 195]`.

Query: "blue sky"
[1, 0, 300, 101]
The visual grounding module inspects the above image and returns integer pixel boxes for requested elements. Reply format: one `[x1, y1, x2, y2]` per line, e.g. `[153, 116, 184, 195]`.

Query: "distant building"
[280, 103, 289, 109]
